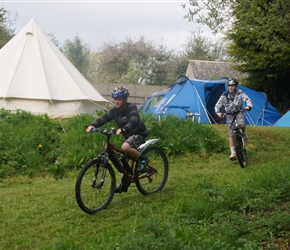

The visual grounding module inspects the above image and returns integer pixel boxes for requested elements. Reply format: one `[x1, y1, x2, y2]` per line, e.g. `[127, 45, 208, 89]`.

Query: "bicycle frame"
[229, 111, 245, 140]
[93, 128, 160, 183]
[228, 111, 248, 167]
[232, 116, 243, 135]
[75, 127, 169, 214]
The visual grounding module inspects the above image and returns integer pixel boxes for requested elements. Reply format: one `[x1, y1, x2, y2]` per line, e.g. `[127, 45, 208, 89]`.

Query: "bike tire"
[75, 159, 116, 214]
[135, 146, 169, 195]
[234, 133, 248, 168]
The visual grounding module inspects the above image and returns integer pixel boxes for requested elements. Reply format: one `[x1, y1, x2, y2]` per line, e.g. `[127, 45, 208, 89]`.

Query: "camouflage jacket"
[215, 89, 252, 114]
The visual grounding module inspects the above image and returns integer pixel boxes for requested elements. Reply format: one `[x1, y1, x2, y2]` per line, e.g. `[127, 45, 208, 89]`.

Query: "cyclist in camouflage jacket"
[215, 78, 252, 161]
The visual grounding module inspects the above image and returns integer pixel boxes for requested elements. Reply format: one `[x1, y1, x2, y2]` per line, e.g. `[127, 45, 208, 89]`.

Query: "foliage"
[0, 7, 15, 49]
[53, 113, 123, 179]
[95, 33, 227, 86]
[96, 36, 187, 85]
[148, 43, 182, 85]
[183, 29, 228, 61]
[97, 36, 155, 83]
[47, 32, 62, 48]
[61, 33, 91, 79]
[227, 0, 290, 112]
[0, 126, 290, 249]
[86, 51, 103, 82]
[182, 0, 234, 34]
[0, 109, 61, 178]
[183, 0, 290, 113]
[145, 114, 226, 155]
[0, 110, 225, 178]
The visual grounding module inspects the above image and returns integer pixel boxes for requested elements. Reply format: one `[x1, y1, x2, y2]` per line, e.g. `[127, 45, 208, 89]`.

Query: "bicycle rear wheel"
[75, 159, 116, 214]
[234, 133, 248, 168]
[136, 146, 168, 195]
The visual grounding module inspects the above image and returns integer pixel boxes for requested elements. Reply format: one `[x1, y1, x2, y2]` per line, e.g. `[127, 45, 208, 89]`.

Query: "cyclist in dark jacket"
[86, 86, 148, 193]
[215, 78, 252, 161]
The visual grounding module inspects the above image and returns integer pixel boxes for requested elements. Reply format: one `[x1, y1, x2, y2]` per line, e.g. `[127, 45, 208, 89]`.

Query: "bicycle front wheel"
[75, 159, 116, 214]
[136, 146, 168, 195]
[234, 133, 248, 168]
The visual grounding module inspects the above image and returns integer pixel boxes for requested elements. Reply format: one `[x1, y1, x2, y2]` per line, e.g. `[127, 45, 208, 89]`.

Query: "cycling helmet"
[227, 78, 239, 86]
[111, 86, 129, 99]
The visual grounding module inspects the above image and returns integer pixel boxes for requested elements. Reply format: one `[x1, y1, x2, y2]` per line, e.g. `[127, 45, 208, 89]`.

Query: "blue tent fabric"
[140, 76, 281, 126]
[274, 110, 290, 127]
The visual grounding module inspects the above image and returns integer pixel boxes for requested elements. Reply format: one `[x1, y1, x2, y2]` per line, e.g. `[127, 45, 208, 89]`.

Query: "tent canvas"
[140, 76, 281, 126]
[274, 110, 290, 127]
[0, 19, 108, 118]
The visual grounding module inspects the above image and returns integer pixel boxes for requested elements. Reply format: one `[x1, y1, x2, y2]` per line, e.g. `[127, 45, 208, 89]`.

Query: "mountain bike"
[75, 127, 169, 214]
[229, 111, 248, 168]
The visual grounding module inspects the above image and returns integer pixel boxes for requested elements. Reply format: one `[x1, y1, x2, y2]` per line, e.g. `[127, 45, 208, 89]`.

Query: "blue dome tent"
[140, 76, 281, 126]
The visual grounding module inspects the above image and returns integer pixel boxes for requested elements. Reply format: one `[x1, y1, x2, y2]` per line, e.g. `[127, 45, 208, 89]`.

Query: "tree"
[86, 51, 102, 83]
[61, 33, 91, 78]
[97, 36, 155, 84]
[184, 0, 290, 112]
[182, 0, 233, 35]
[96, 36, 184, 85]
[0, 7, 15, 49]
[148, 43, 179, 85]
[183, 29, 228, 61]
[227, 0, 290, 112]
[47, 33, 61, 48]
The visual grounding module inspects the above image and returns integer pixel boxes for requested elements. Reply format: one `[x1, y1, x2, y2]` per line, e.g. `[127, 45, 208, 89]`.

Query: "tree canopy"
[228, 0, 290, 112]
[0, 8, 15, 49]
[95, 34, 226, 85]
[96, 36, 186, 85]
[184, 0, 290, 112]
[61, 33, 91, 79]
[183, 29, 228, 61]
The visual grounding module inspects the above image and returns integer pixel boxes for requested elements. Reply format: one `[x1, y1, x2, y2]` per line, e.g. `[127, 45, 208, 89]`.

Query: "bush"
[144, 115, 226, 155]
[0, 110, 226, 178]
[0, 109, 61, 177]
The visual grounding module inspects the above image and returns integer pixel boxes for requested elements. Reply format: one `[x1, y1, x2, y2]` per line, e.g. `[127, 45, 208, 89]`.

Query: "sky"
[1, 0, 214, 52]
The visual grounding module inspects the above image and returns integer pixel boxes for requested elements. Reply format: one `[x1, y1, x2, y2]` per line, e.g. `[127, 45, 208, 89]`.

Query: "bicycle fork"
[92, 154, 109, 189]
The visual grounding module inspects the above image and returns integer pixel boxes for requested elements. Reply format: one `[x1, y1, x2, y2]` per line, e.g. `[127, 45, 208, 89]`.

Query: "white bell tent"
[0, 19, 108, 118]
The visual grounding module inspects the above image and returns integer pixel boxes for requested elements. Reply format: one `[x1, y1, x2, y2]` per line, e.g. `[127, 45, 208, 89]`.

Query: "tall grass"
[0, 109, 289, 249]
[143, 114, 226, 155]
[0, 109, 225, 178]
[0, 109, 61, 177]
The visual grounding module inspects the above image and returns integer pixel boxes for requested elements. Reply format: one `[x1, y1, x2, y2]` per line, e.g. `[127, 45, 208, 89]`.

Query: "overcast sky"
[1, 0, 214, 52]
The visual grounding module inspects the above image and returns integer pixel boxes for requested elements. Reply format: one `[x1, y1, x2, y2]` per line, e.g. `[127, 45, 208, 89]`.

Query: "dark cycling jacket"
[91, 102, 148, 139]
[215, 89, 252, 114]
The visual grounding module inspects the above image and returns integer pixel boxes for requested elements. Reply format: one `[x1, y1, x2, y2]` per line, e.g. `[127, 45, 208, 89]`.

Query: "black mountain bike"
[75, 127, 169, 214]
[230, 111, 248, 168]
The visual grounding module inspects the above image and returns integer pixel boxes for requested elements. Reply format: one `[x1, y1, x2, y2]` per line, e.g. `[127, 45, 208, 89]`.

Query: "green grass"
[0, 125, 289, 249]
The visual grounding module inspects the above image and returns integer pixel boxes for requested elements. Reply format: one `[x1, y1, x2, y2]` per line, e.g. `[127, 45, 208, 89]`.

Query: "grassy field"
[0, 125, 289, 250]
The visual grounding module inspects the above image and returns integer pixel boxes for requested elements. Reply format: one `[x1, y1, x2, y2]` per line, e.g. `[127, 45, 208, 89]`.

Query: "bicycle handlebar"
[220, 108, 249, 117]
[85, 126, 117, 135]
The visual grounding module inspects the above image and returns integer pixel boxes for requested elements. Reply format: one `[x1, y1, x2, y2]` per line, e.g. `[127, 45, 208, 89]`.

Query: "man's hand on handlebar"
[116, 128, 125, 136]
[216, 112, 223, 118]
[86, 125, 94, 133]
